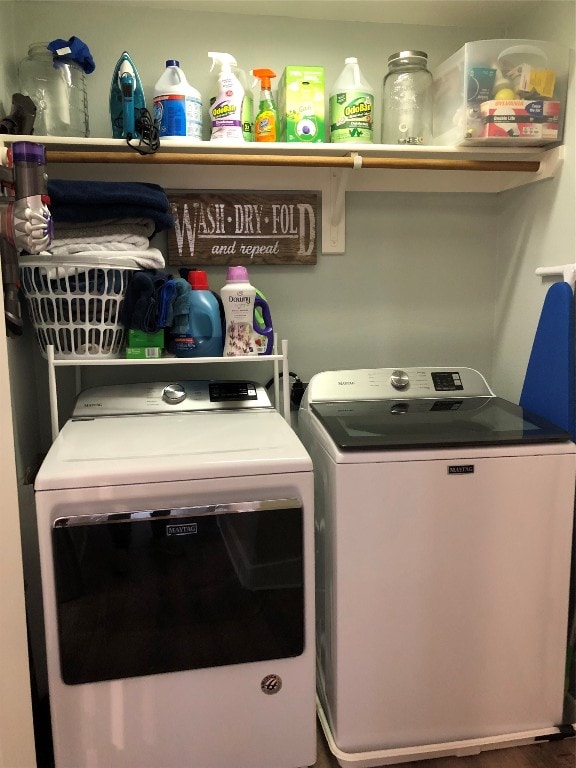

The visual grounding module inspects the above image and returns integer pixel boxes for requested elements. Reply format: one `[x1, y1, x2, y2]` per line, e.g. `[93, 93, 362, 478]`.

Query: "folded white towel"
[50, 239, 151, 256]
[49, 221, 156, 255]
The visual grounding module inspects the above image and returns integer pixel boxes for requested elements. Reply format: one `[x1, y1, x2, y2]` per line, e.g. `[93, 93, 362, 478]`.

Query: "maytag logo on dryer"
[448, 465, 475, 475]
[166, 523, 198, 536]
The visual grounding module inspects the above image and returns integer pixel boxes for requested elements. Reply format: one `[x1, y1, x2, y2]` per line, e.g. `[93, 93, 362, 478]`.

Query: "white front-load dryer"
[35, 380, 316, 768]
[299, 366, 576, 768]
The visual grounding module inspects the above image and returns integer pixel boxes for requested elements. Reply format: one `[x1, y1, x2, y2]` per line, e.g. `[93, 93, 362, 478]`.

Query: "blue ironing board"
[520, 281, 575, 441]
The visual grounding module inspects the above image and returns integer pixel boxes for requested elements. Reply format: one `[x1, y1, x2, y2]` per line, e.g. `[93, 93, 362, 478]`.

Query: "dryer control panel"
[72, 380, 272, 417]
[304, 367, 494, 403]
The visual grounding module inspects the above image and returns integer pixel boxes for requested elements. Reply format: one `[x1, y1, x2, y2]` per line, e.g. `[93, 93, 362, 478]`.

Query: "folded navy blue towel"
[47, 180, 174, 232]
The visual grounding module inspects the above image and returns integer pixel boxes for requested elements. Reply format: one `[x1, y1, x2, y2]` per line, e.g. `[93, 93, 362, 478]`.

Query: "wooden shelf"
[1, 134, 560, 171]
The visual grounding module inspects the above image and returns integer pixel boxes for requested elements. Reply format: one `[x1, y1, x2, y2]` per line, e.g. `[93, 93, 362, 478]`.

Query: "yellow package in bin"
[521, 67, 556, 99]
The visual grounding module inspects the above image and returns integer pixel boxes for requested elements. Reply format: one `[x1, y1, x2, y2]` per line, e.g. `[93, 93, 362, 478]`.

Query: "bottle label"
[242, 93, 254, 141]
[154, 94, 202, 139]
[224, 321, 257, 356]
[254, 330, 270, 354]
[210, 96, 245, 141]
[173, 335, 200, 355]
[255, 109, 277, 141]
[329, 91, 374, 143]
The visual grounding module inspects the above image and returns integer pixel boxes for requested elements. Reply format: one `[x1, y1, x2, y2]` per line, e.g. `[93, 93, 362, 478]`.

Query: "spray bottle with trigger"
[208, 52, 246, 142]
[252, 68, 278, 142]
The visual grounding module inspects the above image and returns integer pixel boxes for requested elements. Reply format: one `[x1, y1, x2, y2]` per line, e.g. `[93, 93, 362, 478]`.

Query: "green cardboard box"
[278, 66, 325, 142]
[127, 329, 165, 349]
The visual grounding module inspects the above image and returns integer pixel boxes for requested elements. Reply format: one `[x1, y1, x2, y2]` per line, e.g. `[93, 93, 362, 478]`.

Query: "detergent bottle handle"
[254, 295, 273, 333]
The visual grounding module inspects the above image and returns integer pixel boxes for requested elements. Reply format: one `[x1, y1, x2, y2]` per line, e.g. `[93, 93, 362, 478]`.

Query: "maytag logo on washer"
[166, 523, 198, 536]
[448, 465, 475, 475]
[261, 674, 282, 695]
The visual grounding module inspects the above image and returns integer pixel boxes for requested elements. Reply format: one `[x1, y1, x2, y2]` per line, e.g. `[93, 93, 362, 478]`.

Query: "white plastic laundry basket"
[19, 255, 138, 360]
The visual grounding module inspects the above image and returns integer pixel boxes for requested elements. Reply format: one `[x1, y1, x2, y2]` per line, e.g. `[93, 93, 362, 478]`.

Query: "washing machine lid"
[35, 409, 311, 491]
[309, 396, 571, 450]
[304, 366, 571, 449]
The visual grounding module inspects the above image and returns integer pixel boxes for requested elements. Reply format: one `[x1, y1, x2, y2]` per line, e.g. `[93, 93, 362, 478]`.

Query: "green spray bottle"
[251, 68, 278, 142]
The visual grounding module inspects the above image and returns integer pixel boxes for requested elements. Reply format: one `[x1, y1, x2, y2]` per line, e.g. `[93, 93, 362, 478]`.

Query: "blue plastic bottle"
[173, 270, 223, 357]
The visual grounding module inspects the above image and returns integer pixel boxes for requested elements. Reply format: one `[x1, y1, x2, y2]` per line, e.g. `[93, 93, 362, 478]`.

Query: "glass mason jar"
[381, 50, 432, 145]
[18, 42, 89, 137]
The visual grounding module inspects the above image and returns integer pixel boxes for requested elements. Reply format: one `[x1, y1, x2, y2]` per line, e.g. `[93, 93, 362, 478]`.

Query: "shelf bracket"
[321, 153, 362, 254]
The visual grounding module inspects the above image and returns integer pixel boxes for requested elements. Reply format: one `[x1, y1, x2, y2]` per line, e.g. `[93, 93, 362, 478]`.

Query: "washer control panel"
[306, 366, 494, 403]
[73, 380, 271, 417]
[390, 369, 465, 392]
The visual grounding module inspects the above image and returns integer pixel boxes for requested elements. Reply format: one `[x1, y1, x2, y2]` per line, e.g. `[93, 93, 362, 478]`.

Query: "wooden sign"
[167, 191, 319, 266]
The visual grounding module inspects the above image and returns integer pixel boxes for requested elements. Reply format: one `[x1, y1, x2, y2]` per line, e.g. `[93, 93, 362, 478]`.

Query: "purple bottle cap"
[226, 265, 248, 281]
[12, 141, 46, 165]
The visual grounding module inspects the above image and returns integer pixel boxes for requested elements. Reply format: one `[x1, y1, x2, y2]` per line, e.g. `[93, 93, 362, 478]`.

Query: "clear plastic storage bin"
[433, 39, 569, 146]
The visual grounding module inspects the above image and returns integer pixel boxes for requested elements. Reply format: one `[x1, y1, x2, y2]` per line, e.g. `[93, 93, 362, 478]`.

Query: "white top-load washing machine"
[298, 366, 576, 768]
[35, 380, 315, 768]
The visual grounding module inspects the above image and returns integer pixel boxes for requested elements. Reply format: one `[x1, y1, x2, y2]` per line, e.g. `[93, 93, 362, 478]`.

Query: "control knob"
[162, 383, 187, 404]
[390, 370, 410, 390]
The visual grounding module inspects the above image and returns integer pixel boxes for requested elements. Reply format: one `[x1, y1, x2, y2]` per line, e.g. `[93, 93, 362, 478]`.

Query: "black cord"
[265, 371, 301, 390]
[265, 371, 307, 409]
[125, 108, 160, 155]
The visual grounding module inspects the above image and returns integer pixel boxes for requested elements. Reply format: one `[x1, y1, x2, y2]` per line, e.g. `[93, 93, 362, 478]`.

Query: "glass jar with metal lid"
[381, 50, 432, 145]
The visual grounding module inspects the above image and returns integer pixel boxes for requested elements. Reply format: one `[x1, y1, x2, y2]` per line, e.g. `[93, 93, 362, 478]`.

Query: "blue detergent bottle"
[173, 270, 223, 357]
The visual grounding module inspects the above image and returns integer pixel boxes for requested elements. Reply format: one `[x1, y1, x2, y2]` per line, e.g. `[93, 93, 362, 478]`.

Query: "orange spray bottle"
[251, 68, 278, 142]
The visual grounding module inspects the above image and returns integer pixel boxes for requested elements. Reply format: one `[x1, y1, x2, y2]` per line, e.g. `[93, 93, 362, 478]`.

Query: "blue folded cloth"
[120, 270, 170, 332]
[47, 180, 174, 233]
[157, 279, 176, 329]
[168, 278, 192, 335]
[47, 36, 96, 75]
